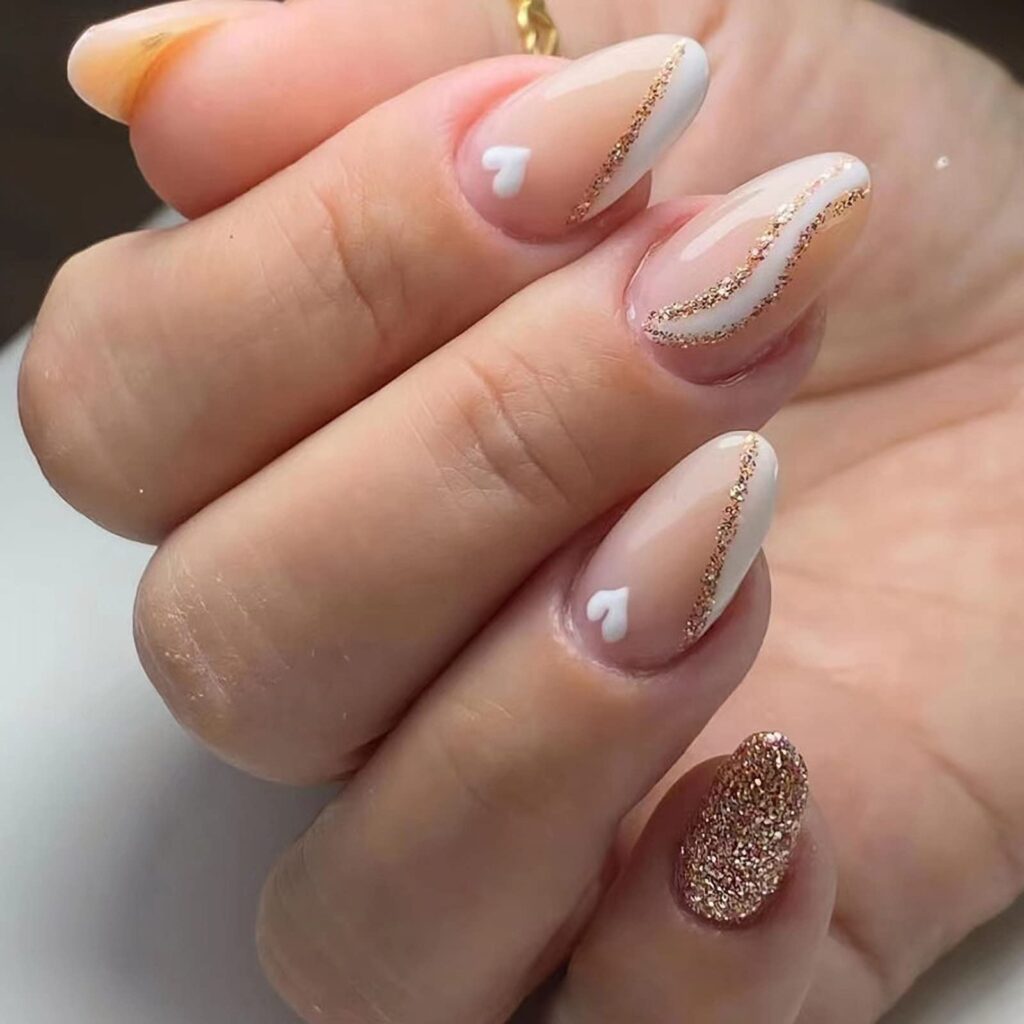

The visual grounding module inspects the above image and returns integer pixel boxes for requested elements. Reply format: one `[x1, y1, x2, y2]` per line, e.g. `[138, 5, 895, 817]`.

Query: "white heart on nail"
[481, 145, 532, 199]
[586, 587, 630, 644]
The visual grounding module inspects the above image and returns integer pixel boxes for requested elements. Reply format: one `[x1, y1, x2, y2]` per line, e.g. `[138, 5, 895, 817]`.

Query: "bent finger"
[550, 734, 836, 1024]
[127, 156, 867, 784]
[24, 38, 708, 540]
[67, 0, 644, 214]
[256, 436, 777, 1022]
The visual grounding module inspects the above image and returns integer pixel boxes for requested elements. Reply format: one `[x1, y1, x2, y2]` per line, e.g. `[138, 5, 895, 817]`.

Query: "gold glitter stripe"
[683, 434, 760, 643]
[645, 160, 870, 346]
[566, 40, 686, 226]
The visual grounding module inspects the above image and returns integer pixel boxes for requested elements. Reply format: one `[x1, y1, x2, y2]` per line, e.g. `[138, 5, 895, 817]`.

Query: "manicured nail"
[459, 35, 709, 239]
[67, 0, 263, 123]
[628, 153, 871, 381]
[676, 732, 808, 924]
[572, 431, 776, 669]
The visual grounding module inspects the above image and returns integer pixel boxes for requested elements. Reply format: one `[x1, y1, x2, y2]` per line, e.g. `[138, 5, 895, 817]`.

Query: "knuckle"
[20, 251, 104, 487]
[133, 541, 372, 785]
[268, 158, 410, 379]
[422, 346, 600, 515]
[133, 543, 243, 754]
[258, 837, 412, 1024]
[19, 240, 165, 540]
[430, 689, 571, 829]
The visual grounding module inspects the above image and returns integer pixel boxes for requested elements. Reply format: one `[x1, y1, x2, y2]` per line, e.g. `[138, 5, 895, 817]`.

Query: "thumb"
[68, 0, 648, 215]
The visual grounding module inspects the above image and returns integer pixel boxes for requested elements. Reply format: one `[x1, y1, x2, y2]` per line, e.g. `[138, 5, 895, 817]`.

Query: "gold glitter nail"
[683, 433, 760, 644]
[676, 732, 808, 924]
[645, 159, 870, 346]
[566, 40, 687, 226]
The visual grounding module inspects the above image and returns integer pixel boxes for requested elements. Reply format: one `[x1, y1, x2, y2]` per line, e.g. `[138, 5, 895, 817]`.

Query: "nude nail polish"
[676, 732, 808, 924]
[628, 153, 871, 381]
[458, 35, 709, 239]
[67, 0, 264, 123]
[571, 432, 777, 670]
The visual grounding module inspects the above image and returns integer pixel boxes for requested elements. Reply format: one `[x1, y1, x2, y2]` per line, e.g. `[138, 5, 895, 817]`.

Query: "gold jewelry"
[508, 0, 559, 56]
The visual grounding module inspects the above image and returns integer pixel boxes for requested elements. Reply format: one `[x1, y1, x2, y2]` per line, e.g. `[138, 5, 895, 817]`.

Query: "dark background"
[3, 0, 1023, 347]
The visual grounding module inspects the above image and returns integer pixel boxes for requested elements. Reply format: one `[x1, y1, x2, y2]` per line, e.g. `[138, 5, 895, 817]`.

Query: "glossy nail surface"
[459, 35, 709, 239]
[572, 432, 777, 670]
[676, 732, 809, 924]
[67, 0, 264, 122]
[628, 153, 871, 381]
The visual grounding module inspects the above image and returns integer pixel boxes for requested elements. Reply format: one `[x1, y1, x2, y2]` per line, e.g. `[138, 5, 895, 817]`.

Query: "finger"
[126, 156, 868, 784]
[256, 436, 777, 1022]
[23, 38, 709, 540]
[66, 0, 641, 215]
[548, 734, 836, 1024]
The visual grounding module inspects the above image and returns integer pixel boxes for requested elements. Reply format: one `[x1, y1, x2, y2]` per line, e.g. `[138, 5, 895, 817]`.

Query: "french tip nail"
[677, 731, 809, 924]
[66, 0, 257, 122]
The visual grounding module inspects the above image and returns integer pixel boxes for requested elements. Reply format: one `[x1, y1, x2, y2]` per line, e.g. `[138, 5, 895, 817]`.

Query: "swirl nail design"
[641, 156, 871, 347]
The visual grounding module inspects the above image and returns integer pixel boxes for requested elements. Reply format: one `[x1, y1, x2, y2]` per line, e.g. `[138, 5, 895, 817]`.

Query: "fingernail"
[458, 35, 709, 239]
[67, 0, 262, 123]
[571, 431, 776, 669]
[628, 153, 871, 382]
[675, 732, 808, 924]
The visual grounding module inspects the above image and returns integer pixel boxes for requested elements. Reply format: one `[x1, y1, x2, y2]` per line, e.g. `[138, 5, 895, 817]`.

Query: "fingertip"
[554, 736, 835, 1022]
[67, 0, 274, 125]
[126, 0, 519, 214]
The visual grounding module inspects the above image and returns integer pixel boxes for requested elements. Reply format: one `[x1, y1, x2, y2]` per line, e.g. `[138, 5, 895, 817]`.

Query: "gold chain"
[508, 0, 559, 56]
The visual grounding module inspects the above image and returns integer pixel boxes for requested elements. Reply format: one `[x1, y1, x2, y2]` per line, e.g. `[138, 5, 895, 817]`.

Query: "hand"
[23, 0, 1024, 1021]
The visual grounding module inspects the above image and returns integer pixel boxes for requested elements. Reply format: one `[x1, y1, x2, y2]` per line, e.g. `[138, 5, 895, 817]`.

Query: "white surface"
[2, 322, 1023, 1021]
[482, 145, 532, 198]
[0, 326, 326, 1022]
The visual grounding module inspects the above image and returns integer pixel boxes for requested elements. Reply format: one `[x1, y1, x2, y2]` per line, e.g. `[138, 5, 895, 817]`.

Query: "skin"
[550, 766, 836, 1024]
[20, 0, 1024, 1020]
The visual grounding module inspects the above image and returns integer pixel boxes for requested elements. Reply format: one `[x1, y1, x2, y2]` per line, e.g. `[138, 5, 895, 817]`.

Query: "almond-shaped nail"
[676, 732, 809, 924]
[67, 0, 266, 123]
[459, 35, 709, 239]
[628, 153, 872, 381]
[571, 431, 776, 669]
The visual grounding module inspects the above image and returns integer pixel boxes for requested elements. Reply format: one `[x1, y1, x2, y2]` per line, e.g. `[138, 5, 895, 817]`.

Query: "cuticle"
[557, 531, 704, 683]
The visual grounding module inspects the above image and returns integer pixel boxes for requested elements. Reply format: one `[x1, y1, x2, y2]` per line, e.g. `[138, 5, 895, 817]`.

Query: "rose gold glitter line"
[676, 731, 808, 924]
[644, 160, 870, 346]
[682, 433, 760, 644]
[566, 40, 686, 226]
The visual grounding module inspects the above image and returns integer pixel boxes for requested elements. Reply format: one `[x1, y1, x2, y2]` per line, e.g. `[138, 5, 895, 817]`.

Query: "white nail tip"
[586, 587, 630, 643]
[581, 35, 709, 222]
[482, 145, 532, 198]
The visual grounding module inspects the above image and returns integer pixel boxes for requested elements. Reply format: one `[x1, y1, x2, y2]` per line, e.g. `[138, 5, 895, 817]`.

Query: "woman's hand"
[21, 0, 1024, 1020]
